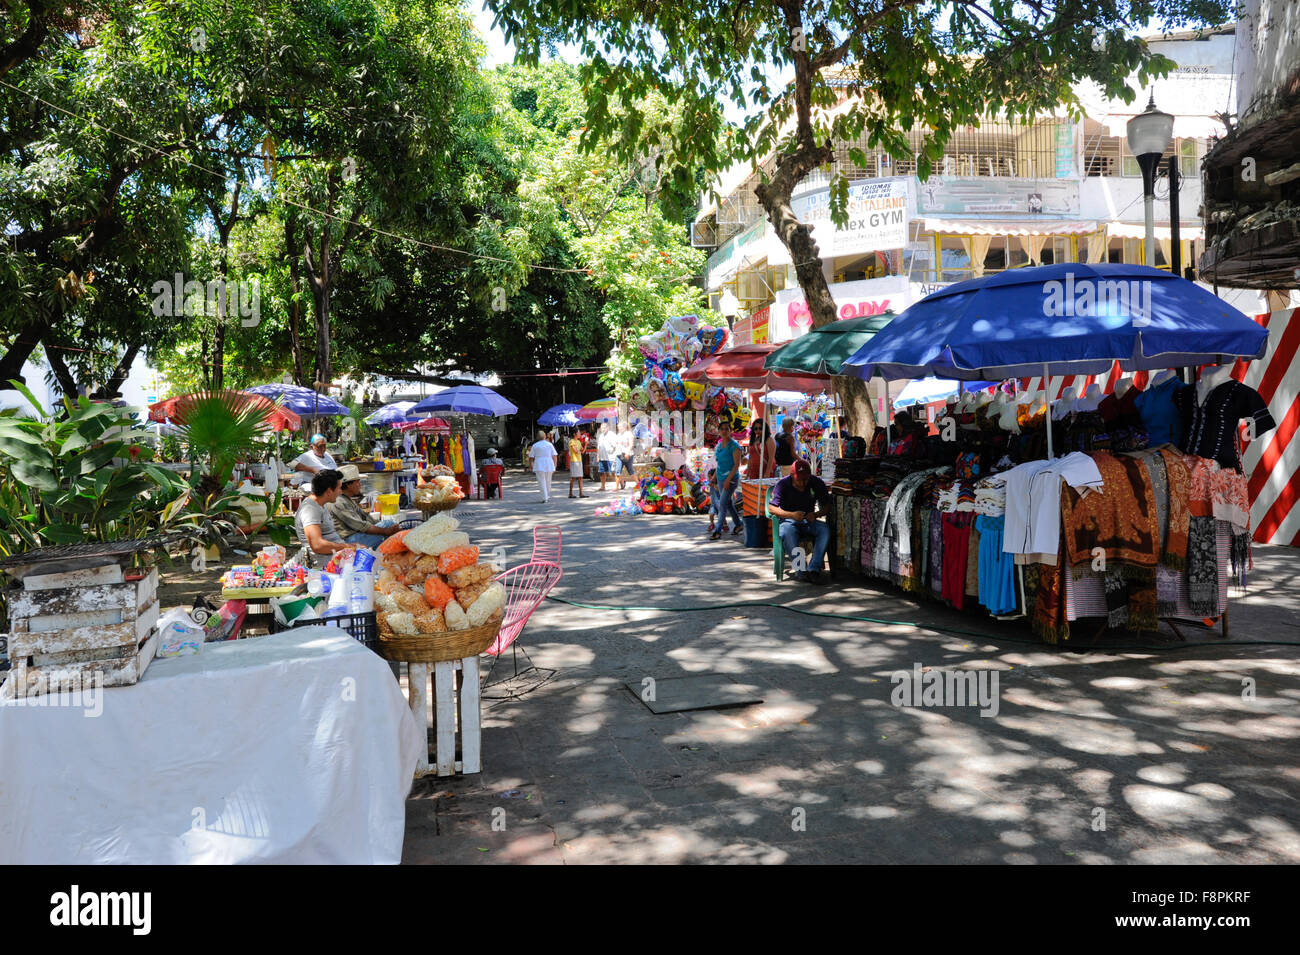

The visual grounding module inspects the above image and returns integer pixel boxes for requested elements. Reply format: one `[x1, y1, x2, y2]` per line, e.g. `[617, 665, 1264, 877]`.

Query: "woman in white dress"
[527, 429, 558, 502]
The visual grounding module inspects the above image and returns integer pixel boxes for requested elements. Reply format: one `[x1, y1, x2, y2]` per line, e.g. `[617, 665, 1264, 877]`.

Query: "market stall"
[833, 263, 1272, 644]
[411, 385, 519, 497]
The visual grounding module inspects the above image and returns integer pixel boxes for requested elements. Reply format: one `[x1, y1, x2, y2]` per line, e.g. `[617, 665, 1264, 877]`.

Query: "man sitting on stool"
[768, 458, 831, 583]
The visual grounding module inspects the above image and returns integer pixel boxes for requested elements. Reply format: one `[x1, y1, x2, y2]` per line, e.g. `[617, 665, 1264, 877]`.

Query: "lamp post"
[1126, 92, 1175, 268]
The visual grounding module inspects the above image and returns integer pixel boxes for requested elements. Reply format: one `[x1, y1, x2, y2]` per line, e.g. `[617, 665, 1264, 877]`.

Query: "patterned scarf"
[1187, 516, 1219, 617]
[1158, 448, 1191, 571]
[860, 500, 877, 576]
[929, 513, 944, 594]
[1062, 452, 1160, 581]
[1134, 450, 1169, 554]
[1032, 547, 1070, 644]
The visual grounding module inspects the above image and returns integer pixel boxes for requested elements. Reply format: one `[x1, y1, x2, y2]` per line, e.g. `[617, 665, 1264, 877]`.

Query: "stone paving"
[400, 486, 1300, 865]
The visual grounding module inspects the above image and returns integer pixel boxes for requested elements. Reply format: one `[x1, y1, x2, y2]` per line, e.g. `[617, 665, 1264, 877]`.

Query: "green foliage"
[0, 379, 188, 551]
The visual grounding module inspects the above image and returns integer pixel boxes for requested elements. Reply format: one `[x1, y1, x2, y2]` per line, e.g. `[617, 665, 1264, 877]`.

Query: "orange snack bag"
[423, 575, 454, 610]
[436, 545, 479, 576]
[377, 530, 410, 555]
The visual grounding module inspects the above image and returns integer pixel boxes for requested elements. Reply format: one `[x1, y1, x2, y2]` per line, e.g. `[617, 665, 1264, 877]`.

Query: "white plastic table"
[0, 627, 423, 864]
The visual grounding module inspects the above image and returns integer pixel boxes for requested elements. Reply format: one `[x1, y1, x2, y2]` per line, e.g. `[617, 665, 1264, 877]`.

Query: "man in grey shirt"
[294, 469, 351, 566]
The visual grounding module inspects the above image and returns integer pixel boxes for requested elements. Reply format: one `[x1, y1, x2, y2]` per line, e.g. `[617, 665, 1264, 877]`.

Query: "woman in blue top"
[710, 421, 745, 539]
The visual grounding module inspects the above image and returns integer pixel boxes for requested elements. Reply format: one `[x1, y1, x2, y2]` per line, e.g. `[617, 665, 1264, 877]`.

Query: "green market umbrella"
[762, 313, 895, 376]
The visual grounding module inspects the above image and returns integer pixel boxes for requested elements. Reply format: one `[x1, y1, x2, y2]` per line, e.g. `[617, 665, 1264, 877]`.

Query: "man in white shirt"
[595, 423, 618, 492]
[613, 422, 635, 491]
[527, 430, 558, 502]
[292, 433, 338, 487]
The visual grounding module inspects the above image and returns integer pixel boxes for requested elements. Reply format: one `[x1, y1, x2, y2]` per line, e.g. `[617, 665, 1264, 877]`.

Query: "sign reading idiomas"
[1041, 272, 1152, 327]
[792, 176, 909, 258]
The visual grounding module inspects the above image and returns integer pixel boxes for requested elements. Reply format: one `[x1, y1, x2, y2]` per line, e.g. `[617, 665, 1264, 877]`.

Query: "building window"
[1121, 142, 1141, 178]
[1179, 139, 1198, 177]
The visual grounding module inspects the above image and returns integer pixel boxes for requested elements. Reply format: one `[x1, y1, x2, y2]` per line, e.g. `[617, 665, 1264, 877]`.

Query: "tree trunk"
[44, 346, 79, 399]
[313, 286, 330, 387]
[756, 145, 875, 439]
[212, 322, 226, 391]
[90, 343, 140, 400]
[0, 333, 42, 389]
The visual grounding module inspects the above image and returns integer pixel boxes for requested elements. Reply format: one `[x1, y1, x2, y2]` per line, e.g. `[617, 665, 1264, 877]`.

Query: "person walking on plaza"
[709, 421, 745, 540]
[768, 458, 832, 583]
[596, 422, 617, 492]
[774, 417, 797, 477]
[567, 429, 587, 498]
[528, 430, 557, 502]
[614, 421, 635, 491]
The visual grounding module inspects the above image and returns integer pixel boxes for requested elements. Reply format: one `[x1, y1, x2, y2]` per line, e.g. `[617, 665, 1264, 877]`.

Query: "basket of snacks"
[414, 465, 464, 516]
[372, 515, 505, 663]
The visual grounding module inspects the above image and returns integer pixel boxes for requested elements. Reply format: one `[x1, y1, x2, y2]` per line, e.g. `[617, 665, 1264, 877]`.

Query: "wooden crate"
[3, 564, 160, 695]
[407, 656, 481, 778]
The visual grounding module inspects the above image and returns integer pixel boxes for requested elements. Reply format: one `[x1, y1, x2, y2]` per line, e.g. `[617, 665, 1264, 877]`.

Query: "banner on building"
[916, 177, 1079, 217]
[791, 177, 909, 259]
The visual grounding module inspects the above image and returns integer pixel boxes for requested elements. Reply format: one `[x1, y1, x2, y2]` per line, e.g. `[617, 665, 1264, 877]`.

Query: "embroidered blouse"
[1174, 380, 1275, 472]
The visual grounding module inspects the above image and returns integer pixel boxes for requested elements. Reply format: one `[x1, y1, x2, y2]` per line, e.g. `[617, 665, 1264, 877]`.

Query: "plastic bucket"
[743, 515, 765, 547]
[377, 493, 400, 516]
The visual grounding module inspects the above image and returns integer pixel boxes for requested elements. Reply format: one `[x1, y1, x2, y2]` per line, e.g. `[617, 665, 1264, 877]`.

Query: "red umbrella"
[682, 344, 832, 392]
[147, 391, 302, 432]
[392, 416, 451, 433]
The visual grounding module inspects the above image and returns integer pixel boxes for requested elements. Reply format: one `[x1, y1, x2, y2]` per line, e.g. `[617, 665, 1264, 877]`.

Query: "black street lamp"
[1126, 92, 1175, 268]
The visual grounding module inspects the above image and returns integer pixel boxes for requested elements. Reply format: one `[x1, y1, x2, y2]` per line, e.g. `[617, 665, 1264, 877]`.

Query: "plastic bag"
[157, 608, 204, 657]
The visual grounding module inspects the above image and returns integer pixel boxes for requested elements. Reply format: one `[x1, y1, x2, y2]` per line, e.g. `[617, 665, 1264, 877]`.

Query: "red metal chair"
[531, 525, 562, 567]
[477, 464, 505, 499]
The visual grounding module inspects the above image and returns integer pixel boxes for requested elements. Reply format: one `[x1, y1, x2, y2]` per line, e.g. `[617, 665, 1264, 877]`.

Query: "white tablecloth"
[0, 627, 422, 864]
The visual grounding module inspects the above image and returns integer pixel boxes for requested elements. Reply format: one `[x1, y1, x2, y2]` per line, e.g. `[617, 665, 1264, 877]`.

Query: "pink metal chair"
[483, 560, 562, 696]
[486, 561, 563, 657]
[531, 525, 562, 568]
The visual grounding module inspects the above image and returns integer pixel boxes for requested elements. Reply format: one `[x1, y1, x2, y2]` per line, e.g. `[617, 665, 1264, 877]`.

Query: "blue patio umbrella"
[410, 384, 518, 417]
[244, 383, 349, 416]
[537, 403, 584, 427]
[364, 400, 418, 426]
[892, 378, 997, 409]
[841, 264, 1268, 382]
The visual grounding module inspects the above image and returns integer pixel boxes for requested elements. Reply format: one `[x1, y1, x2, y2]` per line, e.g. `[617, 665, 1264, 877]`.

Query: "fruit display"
[372, 513, 504, 637]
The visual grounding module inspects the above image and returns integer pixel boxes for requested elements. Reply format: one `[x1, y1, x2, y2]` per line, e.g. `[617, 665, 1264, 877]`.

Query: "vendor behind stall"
[291, 433, 338, 487]
[294, 469, 353, 565]
[768, 458, 831, 583]
[328, 464, 401, 548]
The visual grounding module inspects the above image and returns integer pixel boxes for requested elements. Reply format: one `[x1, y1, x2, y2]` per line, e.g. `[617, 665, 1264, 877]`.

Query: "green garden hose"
[543, 594, 1299, 653]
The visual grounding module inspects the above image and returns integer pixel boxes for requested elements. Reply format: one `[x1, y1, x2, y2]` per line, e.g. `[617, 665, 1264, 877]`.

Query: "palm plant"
[173, 390, 276, 496]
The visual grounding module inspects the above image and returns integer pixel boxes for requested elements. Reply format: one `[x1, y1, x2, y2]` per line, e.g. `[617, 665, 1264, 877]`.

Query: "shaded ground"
[158, 485, 1300, 864]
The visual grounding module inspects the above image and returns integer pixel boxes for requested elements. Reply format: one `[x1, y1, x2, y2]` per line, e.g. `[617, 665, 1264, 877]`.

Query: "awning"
[1108, 222, 1204, 241]
[923, 218, 1103, 236]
